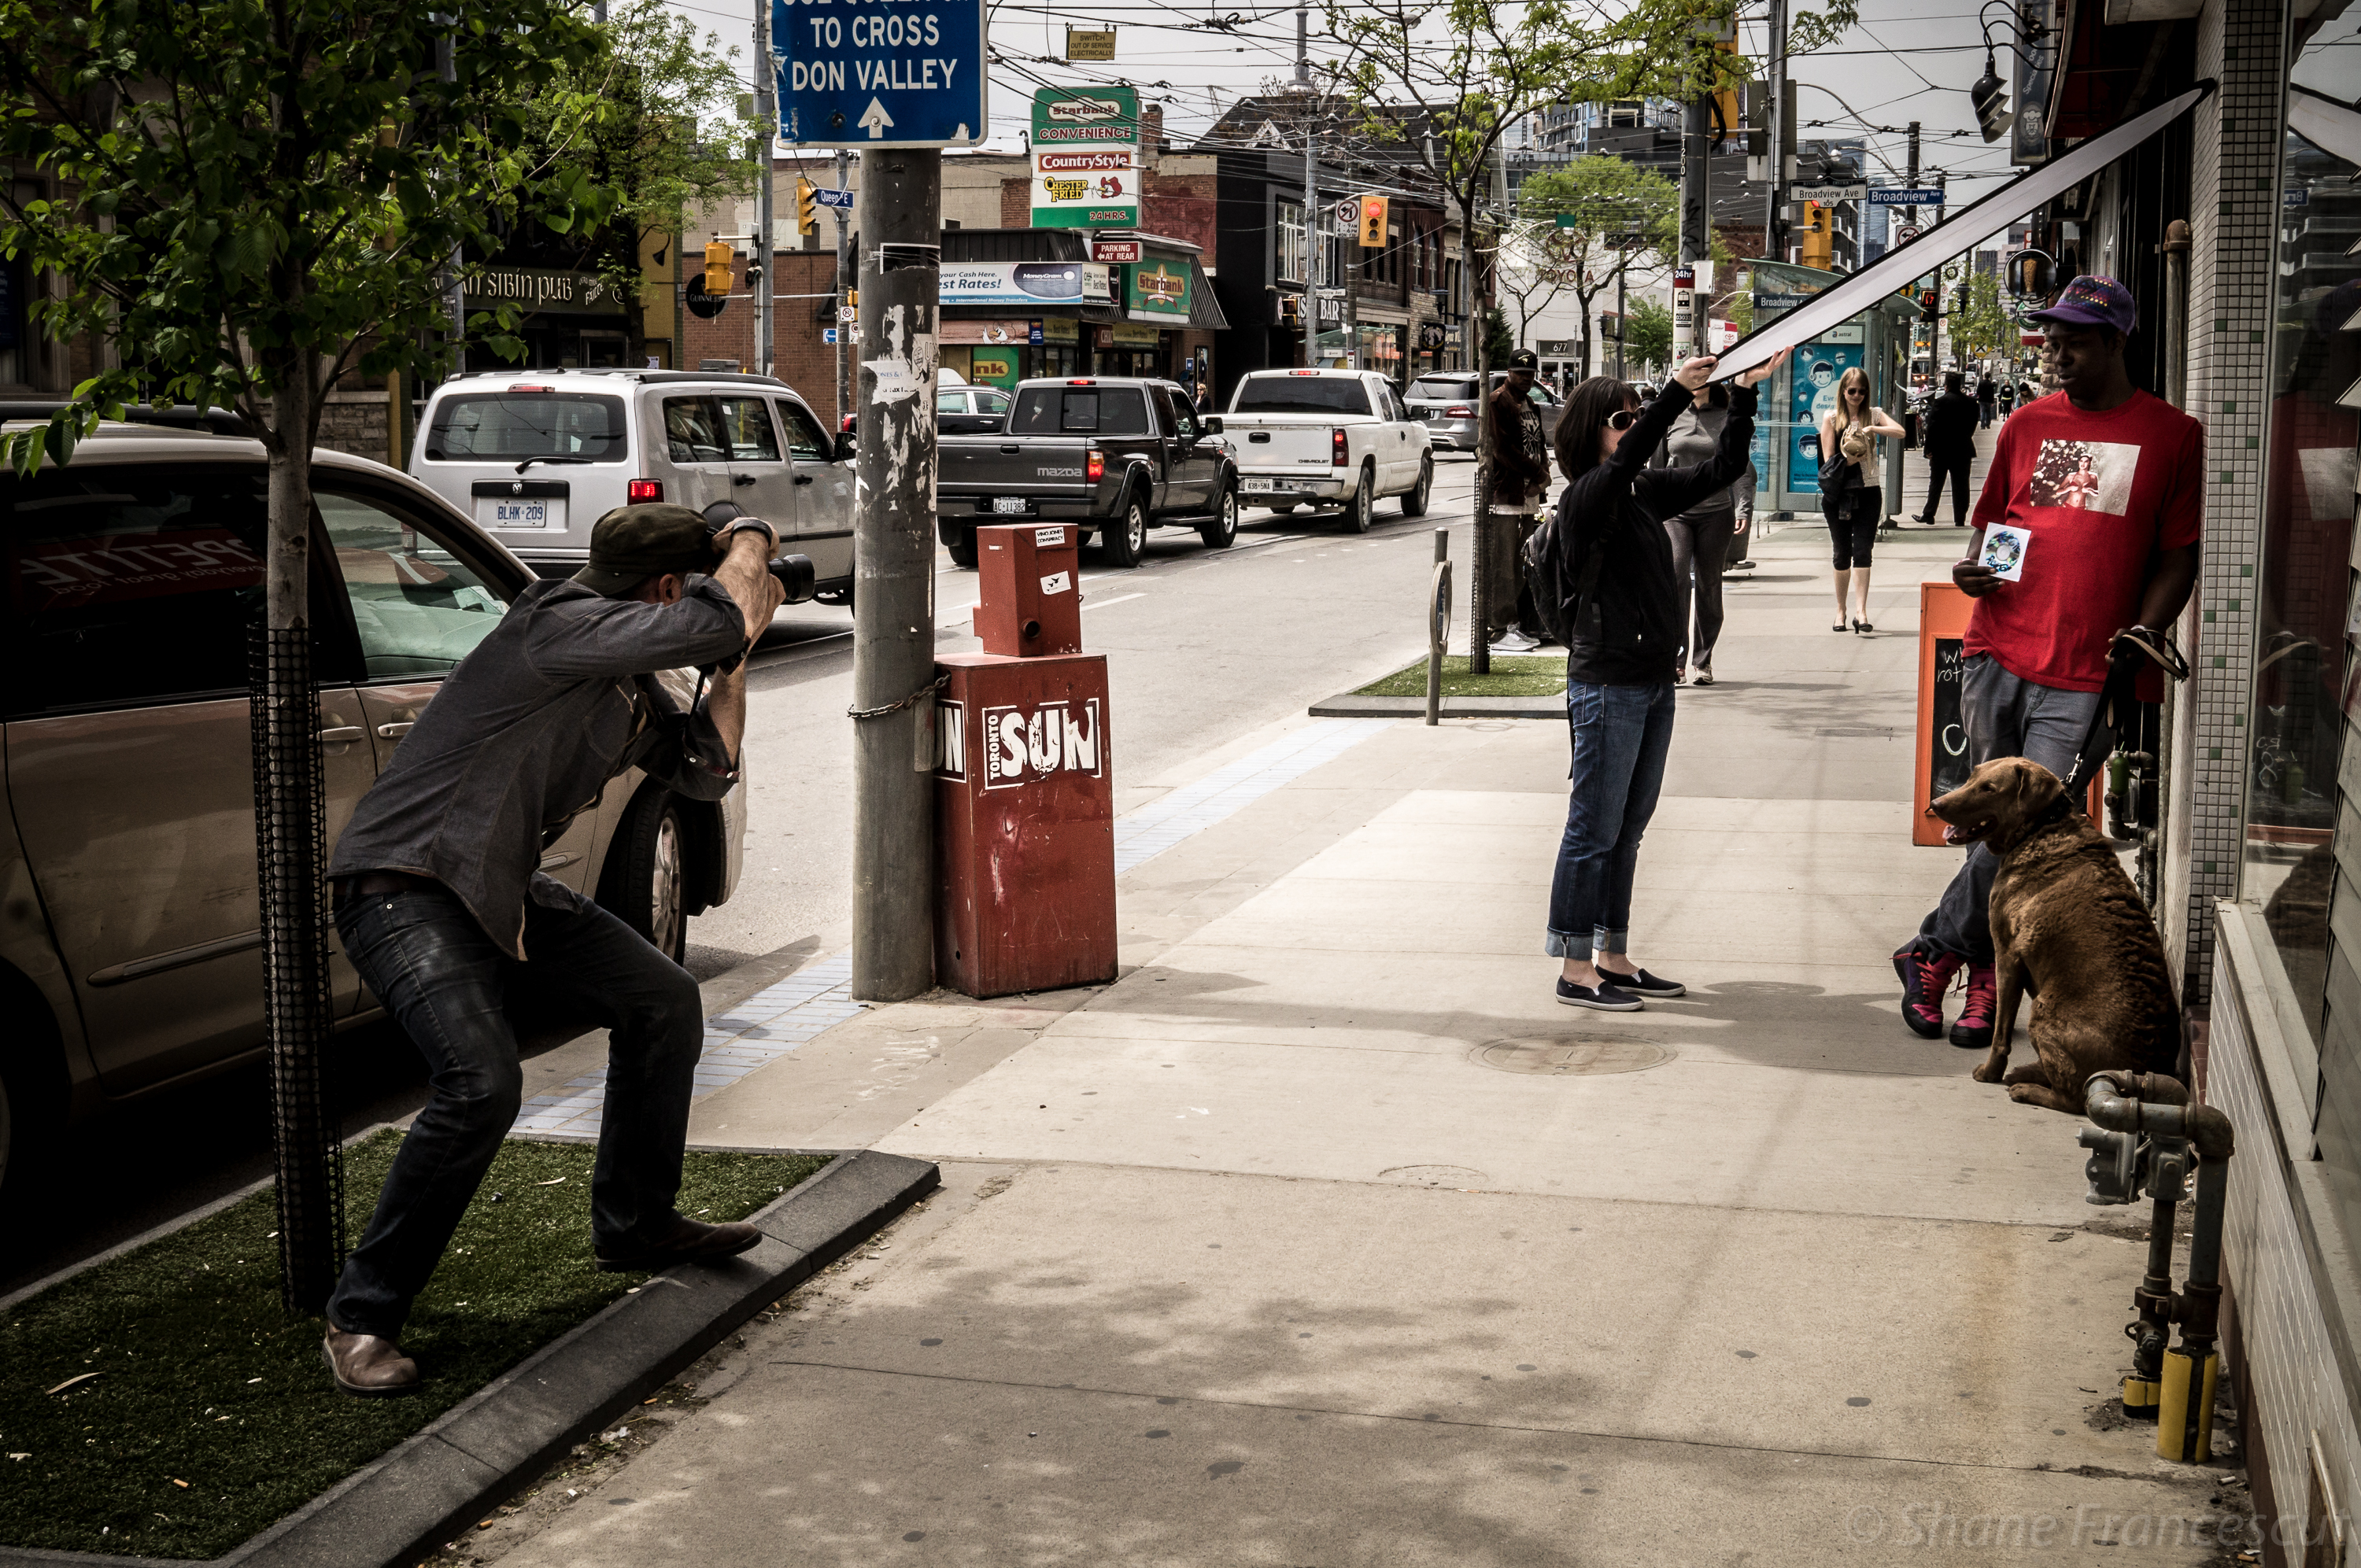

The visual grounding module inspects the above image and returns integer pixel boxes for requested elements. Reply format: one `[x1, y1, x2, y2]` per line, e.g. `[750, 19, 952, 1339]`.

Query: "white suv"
[408, 369, 856, 598]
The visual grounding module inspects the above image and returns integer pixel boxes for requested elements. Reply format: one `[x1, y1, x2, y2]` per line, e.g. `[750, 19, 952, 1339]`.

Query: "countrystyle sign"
[1030, 85, 1140, 230]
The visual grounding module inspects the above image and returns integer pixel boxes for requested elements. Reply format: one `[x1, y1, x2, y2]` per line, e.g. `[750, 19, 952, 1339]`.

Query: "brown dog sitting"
[1927, 757, 2178, 1112]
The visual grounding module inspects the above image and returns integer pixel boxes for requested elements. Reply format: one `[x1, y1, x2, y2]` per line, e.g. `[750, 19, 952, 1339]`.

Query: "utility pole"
[752, 1, 776, 381]
[1763, 0, 1788, 263]
[834, 149, 851, 426]
[1298, 5, 1320, 367]
[849, 152, 942, 1002]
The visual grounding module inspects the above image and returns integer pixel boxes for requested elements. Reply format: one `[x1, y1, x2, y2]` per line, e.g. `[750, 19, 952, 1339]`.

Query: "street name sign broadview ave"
[771, 0, 987, 148]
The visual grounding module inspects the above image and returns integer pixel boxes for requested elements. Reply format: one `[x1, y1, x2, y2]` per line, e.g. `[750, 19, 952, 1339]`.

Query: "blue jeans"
[1916, 654, 2107, 965]
[1546, 681, 1676, 960]
[327, 876, 706, 1338]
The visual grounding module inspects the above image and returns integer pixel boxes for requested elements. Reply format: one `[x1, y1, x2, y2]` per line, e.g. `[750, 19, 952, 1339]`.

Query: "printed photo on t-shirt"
[2028, 439, 2139, 515]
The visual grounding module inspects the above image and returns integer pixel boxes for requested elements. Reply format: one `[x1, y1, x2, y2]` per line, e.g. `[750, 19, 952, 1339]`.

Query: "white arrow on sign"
[858, 98, 895, 139]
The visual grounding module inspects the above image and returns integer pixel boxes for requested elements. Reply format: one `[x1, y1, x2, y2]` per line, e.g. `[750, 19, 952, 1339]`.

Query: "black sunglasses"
[1603, 410, 1639, 431]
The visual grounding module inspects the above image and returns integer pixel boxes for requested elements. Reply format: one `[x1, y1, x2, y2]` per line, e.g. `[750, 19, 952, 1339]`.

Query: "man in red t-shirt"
[1894, 276, 2202, 1050]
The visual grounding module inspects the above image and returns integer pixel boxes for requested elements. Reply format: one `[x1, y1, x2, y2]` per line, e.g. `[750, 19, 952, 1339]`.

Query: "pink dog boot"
[1894, 944, 1958, 1040]
[1949, 963, 1996, 1051]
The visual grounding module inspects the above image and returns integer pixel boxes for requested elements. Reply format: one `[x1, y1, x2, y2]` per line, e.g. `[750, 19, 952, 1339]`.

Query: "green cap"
[573, 504, 715, 596]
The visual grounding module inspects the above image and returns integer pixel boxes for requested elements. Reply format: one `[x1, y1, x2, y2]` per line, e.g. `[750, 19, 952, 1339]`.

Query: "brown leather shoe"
[594, 1214, 763, 1273]
[323, 1326, 419, 1397]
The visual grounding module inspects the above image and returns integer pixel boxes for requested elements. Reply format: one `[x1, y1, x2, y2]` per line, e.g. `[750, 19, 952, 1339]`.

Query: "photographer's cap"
[2030, 275, 2137, 335]
[574, 504, 713, 596]
[1506, 349, 1539, 371]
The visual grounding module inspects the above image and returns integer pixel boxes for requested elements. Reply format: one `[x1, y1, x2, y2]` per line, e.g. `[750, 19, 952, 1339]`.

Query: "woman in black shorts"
[1818, 367, 1905, 633]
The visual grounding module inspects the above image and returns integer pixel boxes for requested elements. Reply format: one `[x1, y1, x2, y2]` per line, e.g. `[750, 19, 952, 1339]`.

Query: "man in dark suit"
[1915, 370, 1980, 526]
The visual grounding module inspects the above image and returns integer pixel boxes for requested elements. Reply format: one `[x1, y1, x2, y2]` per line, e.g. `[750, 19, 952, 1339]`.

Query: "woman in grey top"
[1647, 382, 1757, 684]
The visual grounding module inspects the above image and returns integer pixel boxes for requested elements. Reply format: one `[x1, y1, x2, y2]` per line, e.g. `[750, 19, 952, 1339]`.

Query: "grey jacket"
[328, 576, 748, 959]
[1650, 404, 1757, 520]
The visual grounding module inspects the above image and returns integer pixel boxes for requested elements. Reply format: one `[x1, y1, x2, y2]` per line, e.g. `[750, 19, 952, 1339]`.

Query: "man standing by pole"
[848, 150, 942, 1002]
[1485, 349, 1550, 652]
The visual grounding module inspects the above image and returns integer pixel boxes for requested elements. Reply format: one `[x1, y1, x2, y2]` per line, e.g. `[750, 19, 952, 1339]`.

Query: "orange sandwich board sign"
[1915, 580, 2101, 845]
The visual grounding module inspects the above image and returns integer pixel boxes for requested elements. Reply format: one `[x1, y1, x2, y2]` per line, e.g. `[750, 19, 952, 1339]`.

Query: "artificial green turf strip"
[1353, 654, 1569, 699]
[0, 1131, 827, 1559]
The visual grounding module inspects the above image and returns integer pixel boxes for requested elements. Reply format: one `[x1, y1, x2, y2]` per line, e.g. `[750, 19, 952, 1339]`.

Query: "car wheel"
[1199, 485, 1239, 550]
[598, 788, 689, 966]
[1401, 455, 1434, 517]
[1339, 464, 1375, 533]
[945, 529, 977, 569]
[1099, 493, 1148, 567]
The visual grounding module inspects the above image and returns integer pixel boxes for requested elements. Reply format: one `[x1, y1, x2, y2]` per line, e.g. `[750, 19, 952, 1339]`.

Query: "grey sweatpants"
[1918, 653, 2108, 965]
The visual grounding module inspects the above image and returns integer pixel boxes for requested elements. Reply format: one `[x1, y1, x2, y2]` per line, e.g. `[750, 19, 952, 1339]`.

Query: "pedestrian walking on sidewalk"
[1997, 378, 2018, 421]
[1976, 374, 1997, 429]
[1820, 367, 1906, 634]
[1648, 381, 1757, 684]
[1893, 276, 2202, 1050]
[317, 504, 788, 1397]
[1528, 346, 1788, 1011]
[1915, 371, 1980, 526]
[1486, 349, 1554, 651]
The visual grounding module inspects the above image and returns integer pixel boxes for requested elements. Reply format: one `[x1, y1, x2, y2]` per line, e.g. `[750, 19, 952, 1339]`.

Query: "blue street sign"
[813, 186, 855, 211]
[1867, 187, 1945, 206]
[772, 0, 987, 149]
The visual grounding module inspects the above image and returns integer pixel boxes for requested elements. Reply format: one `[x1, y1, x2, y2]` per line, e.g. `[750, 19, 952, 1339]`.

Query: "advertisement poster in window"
[1786, 341, 1863, 495]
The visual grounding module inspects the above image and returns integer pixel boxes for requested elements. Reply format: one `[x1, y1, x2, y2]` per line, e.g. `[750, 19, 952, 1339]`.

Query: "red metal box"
[970, 524, 1081, 656]
[933, 651, 1116, 998]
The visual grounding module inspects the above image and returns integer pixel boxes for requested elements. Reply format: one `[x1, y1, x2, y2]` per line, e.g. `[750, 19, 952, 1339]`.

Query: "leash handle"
[2057, 628, 2186, 800]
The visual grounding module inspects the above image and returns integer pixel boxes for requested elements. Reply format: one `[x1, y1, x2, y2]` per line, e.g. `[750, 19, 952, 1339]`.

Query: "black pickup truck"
[935, 377, 1240, 567]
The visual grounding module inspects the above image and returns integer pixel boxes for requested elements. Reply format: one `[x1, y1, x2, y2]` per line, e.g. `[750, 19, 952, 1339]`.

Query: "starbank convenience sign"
[1030, 85, 1139, 229]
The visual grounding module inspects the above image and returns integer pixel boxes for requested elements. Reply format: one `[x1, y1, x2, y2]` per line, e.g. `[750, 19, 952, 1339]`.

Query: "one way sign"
[772, 0, 988, 149]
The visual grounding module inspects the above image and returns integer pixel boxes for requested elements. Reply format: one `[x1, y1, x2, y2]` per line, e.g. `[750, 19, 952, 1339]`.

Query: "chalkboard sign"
[1929, 638, 1970, 806]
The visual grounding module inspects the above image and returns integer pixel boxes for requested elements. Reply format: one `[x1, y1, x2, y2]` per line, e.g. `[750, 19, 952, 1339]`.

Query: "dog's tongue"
[1943, 823, 1969, 845]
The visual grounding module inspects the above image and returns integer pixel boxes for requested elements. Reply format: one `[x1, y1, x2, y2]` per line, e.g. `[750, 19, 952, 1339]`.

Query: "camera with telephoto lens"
[700, 501, 816, 603]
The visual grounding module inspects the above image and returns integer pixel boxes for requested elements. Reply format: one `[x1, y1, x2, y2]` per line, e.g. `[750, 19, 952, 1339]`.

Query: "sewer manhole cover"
[1377, 1164, 1490, 1186]
[1471, 1038, 1674, 1076]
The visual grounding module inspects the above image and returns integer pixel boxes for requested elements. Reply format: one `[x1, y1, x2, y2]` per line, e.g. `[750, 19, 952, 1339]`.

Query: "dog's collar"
[2029, 792, 2078, 832]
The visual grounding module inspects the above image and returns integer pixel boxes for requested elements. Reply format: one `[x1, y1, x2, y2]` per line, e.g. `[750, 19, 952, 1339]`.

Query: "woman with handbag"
[1819, 367, 1905, 634]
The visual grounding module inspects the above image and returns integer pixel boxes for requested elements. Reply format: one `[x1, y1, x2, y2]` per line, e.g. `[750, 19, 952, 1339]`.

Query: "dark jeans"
[1664, 508, 1736, 671]
[1922, 452, 1971, 524]
[327, 876, 706, 1338]
[1916, 654, 2108, 966]
[1826, 488, 1883, 570]
[1547, 680, 1676, 960]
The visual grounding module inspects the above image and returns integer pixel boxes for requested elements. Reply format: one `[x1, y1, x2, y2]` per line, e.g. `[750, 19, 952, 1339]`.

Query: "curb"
[1308, 692, 1564, 719]
[0, 1149, 938, 1568]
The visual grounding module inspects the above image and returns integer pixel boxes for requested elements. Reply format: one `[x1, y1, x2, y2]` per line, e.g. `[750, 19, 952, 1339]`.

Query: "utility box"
[933, 651, 1116, 997]
[971, 524, 1081, 656]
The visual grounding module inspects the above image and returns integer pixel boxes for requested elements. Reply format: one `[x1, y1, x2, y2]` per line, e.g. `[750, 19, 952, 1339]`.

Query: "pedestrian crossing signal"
[1358, 194, 1387, 249]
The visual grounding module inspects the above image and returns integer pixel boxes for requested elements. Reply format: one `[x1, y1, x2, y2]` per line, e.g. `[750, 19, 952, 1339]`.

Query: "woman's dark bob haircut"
[1554, 376, 1641, 483]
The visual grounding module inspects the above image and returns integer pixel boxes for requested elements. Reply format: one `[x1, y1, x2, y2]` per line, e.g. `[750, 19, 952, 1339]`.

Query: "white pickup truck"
[1219, 368, 1434, 531]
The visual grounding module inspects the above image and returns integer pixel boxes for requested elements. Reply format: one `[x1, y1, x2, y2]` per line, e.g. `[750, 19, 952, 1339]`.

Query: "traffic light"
[703, 238, 733, 295]
[796, 177, 818, 236]
[1710, 38, 1743, 151]
[1920, 289, 1939, 323]
[1358, 194, 1387, 249]
[1798, 204, 1832, 271]
[2010, 249, 2051, 296]
[1971, 53, 2014, 143]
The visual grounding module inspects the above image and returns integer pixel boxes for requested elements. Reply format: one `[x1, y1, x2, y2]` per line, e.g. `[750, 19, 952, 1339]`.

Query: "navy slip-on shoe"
[1555, 976, 1644, 1012]
[1598, 967, 1685, 998]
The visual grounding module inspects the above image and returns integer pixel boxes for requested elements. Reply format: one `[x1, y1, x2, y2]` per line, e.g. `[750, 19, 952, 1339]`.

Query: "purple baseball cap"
[2030, 275, 2137, 335]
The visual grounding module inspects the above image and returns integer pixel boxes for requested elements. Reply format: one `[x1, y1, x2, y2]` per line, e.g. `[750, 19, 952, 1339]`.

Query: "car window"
[319, 493, 509, 677]
[774, 399, 832, 462]
[717, 397, 781, 462]
[1528, 384, 1559, 408]
[424, 393, 627, 463]
[976, 389, 1011, 414]
[1229, 376, 1373, 415]
[2, 464, 283, 715]
[663, 397, 727, 463]
[1413, 376, 1476, 401]
[1009, 386, 1150, 435]
[935, 391, 969, 414]
[1166, 391, 1200, 442]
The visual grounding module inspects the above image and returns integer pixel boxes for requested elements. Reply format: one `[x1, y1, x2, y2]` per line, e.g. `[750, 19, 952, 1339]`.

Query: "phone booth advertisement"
[933, 651, 1118, 997]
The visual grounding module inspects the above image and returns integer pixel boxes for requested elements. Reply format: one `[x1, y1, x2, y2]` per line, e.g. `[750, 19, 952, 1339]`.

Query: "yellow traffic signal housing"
[1798, 204, 1833, 271]
[1358, 194, 1387, 249]
[703, 238, 733, 295]
[1710, 38, 1743, 149]
[796, 177, 818, 236]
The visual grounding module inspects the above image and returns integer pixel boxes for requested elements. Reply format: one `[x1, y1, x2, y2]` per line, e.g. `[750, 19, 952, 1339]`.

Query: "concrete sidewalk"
[493, 522, 2237, 1566]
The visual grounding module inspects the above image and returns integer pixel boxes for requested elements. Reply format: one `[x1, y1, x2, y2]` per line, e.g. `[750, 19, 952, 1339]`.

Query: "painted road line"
[508, 718, 1395, 1141]
[1079, 592, 1144, 612]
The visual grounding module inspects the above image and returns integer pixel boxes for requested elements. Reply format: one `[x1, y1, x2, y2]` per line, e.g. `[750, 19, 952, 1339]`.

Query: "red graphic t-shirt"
[1964, 388, 2204, 692]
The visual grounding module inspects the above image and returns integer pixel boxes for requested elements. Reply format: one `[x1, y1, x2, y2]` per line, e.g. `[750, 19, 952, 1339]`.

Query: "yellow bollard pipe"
[2156, 1345, 2217, 1463]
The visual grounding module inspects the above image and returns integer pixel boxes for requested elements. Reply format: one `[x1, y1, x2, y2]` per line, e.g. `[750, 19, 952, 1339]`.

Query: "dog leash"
[2056, 626, 2189, 802]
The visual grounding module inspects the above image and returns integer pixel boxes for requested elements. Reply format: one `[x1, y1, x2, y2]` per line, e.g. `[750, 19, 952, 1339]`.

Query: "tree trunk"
[253, 368, 345, 1317]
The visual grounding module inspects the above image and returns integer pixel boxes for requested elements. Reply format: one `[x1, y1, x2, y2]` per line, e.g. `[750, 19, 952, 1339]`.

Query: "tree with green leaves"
[1626, 297, 1675, 375]
[0, 0, 613, 1312]
[1951, 267, 2015, 365]
[1513, 159, 1679, 378]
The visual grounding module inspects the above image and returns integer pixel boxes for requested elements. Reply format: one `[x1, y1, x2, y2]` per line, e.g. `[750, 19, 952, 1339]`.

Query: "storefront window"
[2250, 6, 2361, 1259]
[1276, 201, 1306, 284]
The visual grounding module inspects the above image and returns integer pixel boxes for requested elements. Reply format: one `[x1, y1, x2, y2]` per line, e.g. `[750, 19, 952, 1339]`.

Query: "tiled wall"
[2214, 929, 2360, 1553]
[2173, 0, 2291, 1004]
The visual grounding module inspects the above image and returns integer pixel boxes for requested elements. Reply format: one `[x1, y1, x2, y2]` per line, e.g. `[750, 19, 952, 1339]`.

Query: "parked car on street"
[409, 368, 857, 605]
[937, 386, 1011, 418]
[935, 377, 1239, 568]
[1403, 371, 1566, 455]
[0, 419, 751, 1201]
[1221, 369, 1433, 529]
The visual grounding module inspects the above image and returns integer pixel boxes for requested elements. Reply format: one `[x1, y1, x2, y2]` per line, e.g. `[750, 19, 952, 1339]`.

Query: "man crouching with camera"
[320, 504, 789, 1397]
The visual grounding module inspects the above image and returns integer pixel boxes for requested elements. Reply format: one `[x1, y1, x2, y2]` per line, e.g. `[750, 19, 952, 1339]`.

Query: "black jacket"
[1549, 378, 1757, 687]
[1922, 390, 1979, 458]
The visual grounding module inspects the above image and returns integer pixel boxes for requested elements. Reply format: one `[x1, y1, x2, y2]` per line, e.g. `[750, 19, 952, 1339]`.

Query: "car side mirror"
[1203, 416, 1224, 435]
[832, 431, 856, 462]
